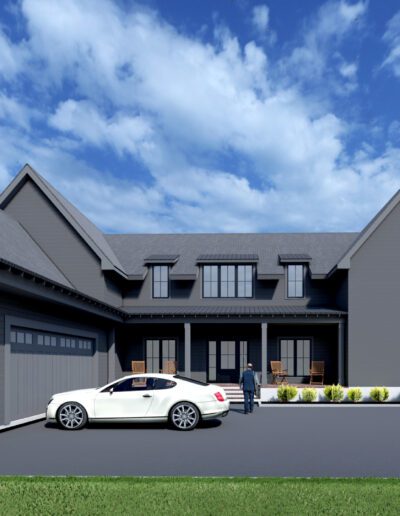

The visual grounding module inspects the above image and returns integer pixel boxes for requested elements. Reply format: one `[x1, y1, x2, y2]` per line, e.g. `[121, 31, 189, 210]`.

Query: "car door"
[94, 377, 155, 419]
[146, 378, 179, 417]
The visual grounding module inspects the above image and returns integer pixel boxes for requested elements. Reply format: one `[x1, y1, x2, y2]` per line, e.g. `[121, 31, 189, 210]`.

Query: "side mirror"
[109, 387, 114, 395]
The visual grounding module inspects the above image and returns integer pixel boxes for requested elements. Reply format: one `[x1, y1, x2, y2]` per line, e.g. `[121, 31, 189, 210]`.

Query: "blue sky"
[0, 0, 400, 233]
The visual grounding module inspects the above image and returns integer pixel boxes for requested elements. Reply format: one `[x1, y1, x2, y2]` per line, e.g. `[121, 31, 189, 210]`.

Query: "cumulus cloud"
[0, 0, 398, 234]
[252, 5, 269, 35]
[383, 11, 400, 78]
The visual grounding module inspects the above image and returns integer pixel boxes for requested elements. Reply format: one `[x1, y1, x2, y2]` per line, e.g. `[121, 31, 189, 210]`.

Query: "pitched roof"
[0, 209, 72, 287]
[0, 164, 126, 276]
[105, 232, 358, 279]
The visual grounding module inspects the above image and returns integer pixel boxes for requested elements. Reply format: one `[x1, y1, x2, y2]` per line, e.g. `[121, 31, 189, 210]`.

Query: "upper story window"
[153, 265, 169, 298]
[203, 265, 253, 298]
[287, 264, 304, 298]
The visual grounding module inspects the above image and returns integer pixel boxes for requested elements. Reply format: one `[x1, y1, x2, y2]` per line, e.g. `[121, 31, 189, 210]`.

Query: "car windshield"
[173, 375, 209, 386]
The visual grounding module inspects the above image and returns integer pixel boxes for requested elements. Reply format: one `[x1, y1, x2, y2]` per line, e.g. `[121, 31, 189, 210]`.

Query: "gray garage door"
[8, 326, 97, 423]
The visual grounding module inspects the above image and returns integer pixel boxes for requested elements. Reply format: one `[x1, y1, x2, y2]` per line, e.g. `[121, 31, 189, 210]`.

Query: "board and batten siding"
[0, 291, 110, 426]
[3, 178, 121, 307]
[348, 200, 400, 385]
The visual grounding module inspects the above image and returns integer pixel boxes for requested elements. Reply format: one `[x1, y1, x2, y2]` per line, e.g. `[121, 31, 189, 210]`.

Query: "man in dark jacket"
[239, 363, 260, 414]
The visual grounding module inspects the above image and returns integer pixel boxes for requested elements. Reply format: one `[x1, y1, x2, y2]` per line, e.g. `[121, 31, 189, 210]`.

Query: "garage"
[4, 317, 98, 424]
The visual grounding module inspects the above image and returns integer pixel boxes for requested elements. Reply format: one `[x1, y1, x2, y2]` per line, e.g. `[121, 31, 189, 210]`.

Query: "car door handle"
[142, 394, 152, 398]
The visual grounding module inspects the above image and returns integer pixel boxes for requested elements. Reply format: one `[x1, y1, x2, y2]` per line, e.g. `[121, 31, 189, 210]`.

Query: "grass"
[0, 477, 399, 515]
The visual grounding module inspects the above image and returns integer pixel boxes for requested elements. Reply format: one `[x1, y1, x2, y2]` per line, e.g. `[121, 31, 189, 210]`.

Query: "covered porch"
[113, 308, 347, 386]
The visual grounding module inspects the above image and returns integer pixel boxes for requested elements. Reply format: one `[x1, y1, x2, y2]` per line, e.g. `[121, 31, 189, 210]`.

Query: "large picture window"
[153, 265, 169, 298]
[203, 265, 253, 298]
[287, 264, 304, 298]
[280, 338, 311, 376]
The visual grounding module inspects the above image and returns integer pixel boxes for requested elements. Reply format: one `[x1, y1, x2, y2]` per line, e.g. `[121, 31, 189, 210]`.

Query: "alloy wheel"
[59, 404, 85, 429]
[171, 403, 198, 430]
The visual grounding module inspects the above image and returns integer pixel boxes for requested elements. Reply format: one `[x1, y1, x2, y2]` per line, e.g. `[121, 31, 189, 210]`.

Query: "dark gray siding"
[123, 266, 337, 309]
[0, 291, 111, 425]
[348, 201, 400, 385]
[3, 179, 121, 307]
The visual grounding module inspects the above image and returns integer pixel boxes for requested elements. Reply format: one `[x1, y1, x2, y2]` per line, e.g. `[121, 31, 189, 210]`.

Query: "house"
[0, 164, 399, 428]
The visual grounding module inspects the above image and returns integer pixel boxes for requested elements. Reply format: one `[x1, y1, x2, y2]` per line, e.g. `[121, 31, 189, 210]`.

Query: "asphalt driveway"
[1, 405, 400, 476]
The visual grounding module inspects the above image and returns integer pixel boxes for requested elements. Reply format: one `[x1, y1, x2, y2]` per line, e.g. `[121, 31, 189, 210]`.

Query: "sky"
[0, 0, 399, 234]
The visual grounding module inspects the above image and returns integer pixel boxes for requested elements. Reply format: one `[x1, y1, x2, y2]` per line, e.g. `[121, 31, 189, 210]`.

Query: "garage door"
[8, 326, 97, 423]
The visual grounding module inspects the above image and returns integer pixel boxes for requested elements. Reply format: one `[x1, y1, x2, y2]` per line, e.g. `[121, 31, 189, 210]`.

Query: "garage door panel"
[8, 326, 97, 422]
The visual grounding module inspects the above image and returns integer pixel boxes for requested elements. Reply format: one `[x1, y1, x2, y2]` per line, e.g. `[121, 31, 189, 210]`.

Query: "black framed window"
[280, 338, 311, 376]
[153, 265, 169, 298]
[203, 265, 253, 298]
[203, 265, 218, 297]
[287, 264, 304, 298]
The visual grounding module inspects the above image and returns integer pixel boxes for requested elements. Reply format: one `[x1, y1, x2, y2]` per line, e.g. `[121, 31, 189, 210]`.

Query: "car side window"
[112, 377, 156, 392]
[154, 379, 177, 390]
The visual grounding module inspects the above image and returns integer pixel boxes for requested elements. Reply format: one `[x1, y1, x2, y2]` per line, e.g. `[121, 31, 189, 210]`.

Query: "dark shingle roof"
[0, 210, 72, 287]
[105, 233, 358, 278]
[144, 254, 179, 263]
[197, 253, 259, 262]
[125, 305, 346, 317]
[279, 253, 312, 262]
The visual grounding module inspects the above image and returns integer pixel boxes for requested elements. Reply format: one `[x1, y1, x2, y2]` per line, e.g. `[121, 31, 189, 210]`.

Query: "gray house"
[0, 164, 398, 428]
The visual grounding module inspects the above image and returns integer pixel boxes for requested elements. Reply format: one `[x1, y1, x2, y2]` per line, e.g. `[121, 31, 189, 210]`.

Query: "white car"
[47, 374, 230, 431]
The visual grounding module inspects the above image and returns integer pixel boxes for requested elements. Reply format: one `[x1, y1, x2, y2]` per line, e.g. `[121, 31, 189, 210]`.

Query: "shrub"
[347, 387, 363, 403]
[277, 385, 298, 402]
[301, 388, 317, 403]
[370, 387, 389, 403]
[323, 384, 344, 403]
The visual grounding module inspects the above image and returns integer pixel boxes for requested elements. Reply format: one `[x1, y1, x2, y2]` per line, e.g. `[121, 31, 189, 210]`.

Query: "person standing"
[239, 363, 260, 414]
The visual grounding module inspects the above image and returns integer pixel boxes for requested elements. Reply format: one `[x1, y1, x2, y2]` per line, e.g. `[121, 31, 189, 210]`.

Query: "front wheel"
[57, 402, 88, 430]
[170, 402, 200, 431]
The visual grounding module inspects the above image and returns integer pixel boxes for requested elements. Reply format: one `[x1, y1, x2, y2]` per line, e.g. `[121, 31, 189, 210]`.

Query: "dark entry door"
[216, 340, 239, 383]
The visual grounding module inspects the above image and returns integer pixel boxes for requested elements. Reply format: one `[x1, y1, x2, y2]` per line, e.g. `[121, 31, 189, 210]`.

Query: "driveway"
[1, 405, 400, 476]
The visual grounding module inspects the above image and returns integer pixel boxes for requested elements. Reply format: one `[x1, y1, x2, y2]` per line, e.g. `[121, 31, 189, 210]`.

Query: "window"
[203, 265, 218, 297]
[153, 265, 169, 298]
[280, 338, 311, 376]
[154, 378, 177, 390]
[287, 264, 304, 298]
[112, 377, 156, 392]
[238, 265, 253, 297]
[146, 339, 177, 373]
[220, 265, 235, 297]
[203, 265, 253, 298]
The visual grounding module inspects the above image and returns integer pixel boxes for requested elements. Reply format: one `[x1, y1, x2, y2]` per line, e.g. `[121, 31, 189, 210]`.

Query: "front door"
[217, 340, 239, 383]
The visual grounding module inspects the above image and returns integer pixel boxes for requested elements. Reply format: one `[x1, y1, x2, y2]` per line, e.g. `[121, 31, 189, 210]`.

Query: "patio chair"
[309, 361, 324, 385]
[131, 360, 146, 374]
[270, 361, 288, 385]
[161, 360, 177, 374]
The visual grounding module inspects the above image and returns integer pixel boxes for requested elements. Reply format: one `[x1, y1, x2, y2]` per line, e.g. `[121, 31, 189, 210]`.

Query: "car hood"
[52, 387, 99, 398]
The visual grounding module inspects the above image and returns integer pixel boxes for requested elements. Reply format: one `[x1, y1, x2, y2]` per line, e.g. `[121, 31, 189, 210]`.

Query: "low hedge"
[370, 387, 389, 402]
[277, 385, 298, 402]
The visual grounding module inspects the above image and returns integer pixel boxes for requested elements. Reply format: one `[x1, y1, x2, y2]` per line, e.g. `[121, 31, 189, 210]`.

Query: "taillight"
[214, 392, 225, 402]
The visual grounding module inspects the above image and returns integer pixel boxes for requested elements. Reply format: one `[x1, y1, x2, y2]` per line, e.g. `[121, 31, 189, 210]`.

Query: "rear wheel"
[170, 402, 200, 431]
[57, 402, 88, 430]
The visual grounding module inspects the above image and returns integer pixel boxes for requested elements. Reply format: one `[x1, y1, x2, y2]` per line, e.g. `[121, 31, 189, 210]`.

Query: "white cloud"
[252, 5, 269, 35]
[383, 11, 400, 78]
[0, 0, 398, 235]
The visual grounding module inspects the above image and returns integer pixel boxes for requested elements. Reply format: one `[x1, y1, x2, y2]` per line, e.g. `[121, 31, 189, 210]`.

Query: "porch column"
[261, 322, 268, 386]
[107, 327, 116, 383]
[338, 321, 345, 385]
[184, 323, 191, 378]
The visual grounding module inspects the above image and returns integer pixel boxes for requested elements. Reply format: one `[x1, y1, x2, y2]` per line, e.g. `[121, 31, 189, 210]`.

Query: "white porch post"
[261, 322, 268, 385]
[338, 321, 345, 385]
[184, 322, 191, 378]
[107, 327, 116, 383]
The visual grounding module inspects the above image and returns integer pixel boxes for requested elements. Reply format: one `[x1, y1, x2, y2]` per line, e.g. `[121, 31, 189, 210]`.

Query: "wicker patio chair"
[161, 360, 177, 374]
[309, 361, 324, 385]
[131, 360, 146, 374]
[270, 361, 288, 385]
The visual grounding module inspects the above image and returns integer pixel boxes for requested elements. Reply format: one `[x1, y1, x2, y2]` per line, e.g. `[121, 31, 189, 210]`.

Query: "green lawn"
[0, 477, 399, 515]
